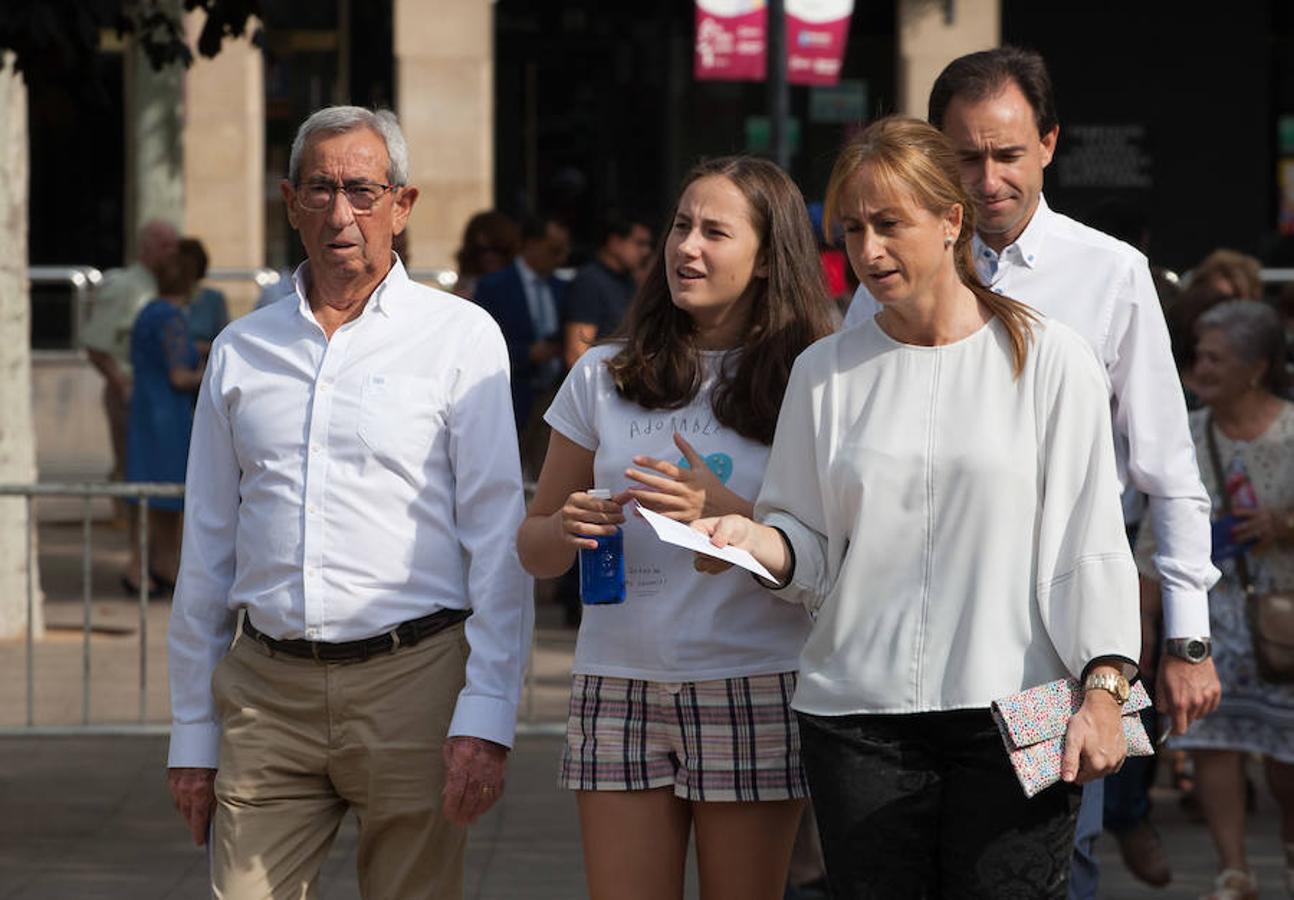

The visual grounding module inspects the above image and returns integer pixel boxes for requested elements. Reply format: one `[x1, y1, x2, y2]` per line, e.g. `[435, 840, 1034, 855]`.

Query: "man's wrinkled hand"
[1156, 655, 1220, 736]
[441, 736, 508, 827]
[167, 767, 216, 846]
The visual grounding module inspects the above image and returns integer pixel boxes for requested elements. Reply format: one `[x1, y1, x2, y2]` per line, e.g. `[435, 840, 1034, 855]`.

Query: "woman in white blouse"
[693, 116, 1141, 898]
[516, 157, 835, 899]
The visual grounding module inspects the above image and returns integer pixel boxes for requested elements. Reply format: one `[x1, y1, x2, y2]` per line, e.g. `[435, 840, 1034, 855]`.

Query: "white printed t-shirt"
[545, 343, 811, 681]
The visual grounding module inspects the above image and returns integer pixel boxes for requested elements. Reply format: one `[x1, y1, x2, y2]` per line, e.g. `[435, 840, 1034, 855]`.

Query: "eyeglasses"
[294, 181, 398, 213]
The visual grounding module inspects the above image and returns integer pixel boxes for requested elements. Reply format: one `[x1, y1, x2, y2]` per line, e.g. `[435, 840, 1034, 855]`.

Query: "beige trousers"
[210, 621, 469, 899]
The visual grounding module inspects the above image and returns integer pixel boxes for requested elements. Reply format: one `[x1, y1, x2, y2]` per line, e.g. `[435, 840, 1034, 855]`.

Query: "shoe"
[1114, 820, 1172, 887]
[149, 568, 176, 594]
[120, 574, 164, 597]
[1200, 868, 1257, 900]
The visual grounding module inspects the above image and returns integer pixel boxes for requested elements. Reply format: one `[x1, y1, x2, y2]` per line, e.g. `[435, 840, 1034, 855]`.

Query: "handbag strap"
[1204, 412, 1256, 596]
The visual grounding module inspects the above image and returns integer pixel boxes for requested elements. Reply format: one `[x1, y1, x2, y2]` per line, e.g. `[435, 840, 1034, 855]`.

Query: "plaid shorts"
[559, 671, 809, 802]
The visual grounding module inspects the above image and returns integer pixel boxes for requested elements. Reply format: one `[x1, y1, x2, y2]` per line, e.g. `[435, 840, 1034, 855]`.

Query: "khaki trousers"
[210, 621, 469, 899]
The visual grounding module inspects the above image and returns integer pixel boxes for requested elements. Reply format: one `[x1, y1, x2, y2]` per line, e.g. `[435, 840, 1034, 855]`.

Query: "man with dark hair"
[844, 46, 1221, 897]
[562, 214, 653, 367]
[473, 214, 571, 438]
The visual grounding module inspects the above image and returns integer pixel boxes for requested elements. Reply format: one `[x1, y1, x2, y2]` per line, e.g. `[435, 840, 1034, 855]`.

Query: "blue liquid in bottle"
[579, 489, 626, 605]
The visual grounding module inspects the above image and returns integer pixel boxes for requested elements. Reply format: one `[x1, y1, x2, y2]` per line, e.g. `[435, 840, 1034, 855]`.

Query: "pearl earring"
[944, 235, 953, 248]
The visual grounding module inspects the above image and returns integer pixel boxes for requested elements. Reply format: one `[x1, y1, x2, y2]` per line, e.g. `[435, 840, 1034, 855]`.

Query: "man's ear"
[393, 186, 419, 234]
[1039, 125, 1059, 170]
[280, 180, 300, 231]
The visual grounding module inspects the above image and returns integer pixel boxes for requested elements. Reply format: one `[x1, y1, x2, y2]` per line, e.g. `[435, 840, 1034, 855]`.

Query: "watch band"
[1083, 671, 1130, 705]
[1165, 637, 1212, 663]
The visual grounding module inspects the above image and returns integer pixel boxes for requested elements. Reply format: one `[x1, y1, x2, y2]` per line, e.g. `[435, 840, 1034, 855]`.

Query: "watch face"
[1187, 639, 1207, 661]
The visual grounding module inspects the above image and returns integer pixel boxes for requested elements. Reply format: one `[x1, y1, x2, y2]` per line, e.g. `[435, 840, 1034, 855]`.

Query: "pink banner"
[695, 0, 767, 83]
[787, 0, 853, 86]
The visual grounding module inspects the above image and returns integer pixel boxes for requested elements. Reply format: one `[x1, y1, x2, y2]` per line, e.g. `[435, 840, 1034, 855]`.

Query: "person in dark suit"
[473, 215, 572, 473]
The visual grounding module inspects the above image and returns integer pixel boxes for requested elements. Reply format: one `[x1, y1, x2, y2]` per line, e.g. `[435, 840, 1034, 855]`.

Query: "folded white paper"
[634, 503, 777, 582]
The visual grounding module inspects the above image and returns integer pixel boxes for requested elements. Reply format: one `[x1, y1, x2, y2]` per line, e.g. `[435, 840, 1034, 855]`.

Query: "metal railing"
[0, 482, 184, 735]
[30, 266, 103, 351]
[205, 266, 284, 289]
[0, 479, 560, 738]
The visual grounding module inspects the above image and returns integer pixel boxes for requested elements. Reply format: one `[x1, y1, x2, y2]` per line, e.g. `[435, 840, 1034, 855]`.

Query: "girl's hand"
[625, 434, 748, 522]
[555, 491, 625, 551]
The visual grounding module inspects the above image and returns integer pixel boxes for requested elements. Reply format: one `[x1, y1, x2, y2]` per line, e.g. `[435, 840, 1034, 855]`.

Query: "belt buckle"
[388, 627, 402, 654]
[311, 640, 322, 663]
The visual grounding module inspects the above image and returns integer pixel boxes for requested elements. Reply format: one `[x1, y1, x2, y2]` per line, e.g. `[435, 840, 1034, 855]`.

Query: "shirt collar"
[291, 254, 409, 325]
[972, 194, 1053, 271]
[515, 256, 541, 286]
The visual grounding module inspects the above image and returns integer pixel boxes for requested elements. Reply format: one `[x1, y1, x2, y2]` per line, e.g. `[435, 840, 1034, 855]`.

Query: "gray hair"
[287, 106, 409, 186]
[1196, 299, 1289, 396]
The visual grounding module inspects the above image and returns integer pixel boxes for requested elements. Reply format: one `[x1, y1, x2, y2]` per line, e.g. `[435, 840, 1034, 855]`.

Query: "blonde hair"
[1190, 248, 1263, 300]
[824, 115, 1038, 376]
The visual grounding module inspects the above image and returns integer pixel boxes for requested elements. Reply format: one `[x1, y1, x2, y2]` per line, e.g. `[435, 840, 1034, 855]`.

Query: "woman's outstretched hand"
[691, 514, 760, 575]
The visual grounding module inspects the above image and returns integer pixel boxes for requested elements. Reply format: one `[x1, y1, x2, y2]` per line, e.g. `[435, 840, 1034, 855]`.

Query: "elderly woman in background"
[1137, 300, 1294, 900]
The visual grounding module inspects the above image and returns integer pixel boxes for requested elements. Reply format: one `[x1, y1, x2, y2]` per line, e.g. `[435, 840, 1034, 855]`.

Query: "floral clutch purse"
[990, 677, 1154, 798]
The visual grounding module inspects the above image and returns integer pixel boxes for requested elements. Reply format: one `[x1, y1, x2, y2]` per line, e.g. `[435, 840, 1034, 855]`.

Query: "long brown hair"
[823, 116, 1038, 376]
[606, 156, 836, 445]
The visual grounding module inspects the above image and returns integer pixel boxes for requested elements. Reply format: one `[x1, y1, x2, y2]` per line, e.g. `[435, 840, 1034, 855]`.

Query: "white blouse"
[759, 315, 1140, 716]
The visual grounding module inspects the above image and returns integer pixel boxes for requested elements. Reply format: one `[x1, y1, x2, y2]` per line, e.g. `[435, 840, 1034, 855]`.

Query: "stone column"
[182, 13, 265, 317]
[0, 53, 43, 639]
[123, 0, 187, 254]
[394, 0, 494, 272]
[897, 0, 1000, 119]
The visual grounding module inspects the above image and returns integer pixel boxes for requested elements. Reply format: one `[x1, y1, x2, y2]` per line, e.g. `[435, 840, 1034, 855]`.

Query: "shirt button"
[310, 444, 321, 453]
[308, 505, 318, 515]
[993, 288, 1004, 294]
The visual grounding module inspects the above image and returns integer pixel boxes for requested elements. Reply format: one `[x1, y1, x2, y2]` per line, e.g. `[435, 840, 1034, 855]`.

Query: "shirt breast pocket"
[357, 373, 445, 469]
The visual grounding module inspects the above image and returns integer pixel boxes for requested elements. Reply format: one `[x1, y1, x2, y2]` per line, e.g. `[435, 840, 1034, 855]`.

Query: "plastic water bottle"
[1224, 453, 1259, 510]
[579, 489, 625, 605]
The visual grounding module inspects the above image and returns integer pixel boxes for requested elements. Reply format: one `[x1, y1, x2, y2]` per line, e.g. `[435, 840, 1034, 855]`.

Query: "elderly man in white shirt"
[841, 47, 1220, 895]
[165, 106, 533, 899]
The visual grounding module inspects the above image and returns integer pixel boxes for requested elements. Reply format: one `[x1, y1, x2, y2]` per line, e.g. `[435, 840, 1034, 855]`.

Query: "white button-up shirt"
[167, 259, 534, 768]
[843, 196, 1218, 638]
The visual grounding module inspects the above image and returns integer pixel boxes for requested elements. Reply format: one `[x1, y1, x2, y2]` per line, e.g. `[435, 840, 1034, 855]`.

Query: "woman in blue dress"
[178, 237, 228, 359]
[123, 255, 204, 594]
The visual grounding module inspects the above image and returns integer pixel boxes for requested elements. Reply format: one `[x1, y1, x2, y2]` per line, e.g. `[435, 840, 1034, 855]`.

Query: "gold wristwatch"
[1083, 672, 1130, 705]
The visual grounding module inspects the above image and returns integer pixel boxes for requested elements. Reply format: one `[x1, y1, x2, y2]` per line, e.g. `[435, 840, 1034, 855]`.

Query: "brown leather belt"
[242, 607, 471, 663]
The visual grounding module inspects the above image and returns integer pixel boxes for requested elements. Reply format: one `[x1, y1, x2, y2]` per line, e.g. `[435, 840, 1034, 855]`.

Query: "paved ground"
[1, 522, 1290, 898]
